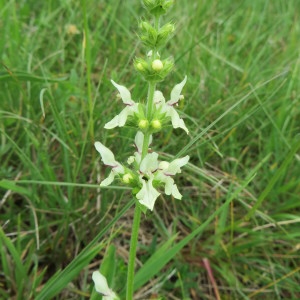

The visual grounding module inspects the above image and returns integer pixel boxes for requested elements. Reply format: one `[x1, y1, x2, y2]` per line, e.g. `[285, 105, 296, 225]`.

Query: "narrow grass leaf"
[36, 198, 135, 300]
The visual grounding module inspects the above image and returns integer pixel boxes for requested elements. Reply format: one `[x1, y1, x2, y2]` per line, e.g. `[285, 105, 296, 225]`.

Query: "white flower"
[140, 152, 159, 174]
[92, 271, 119, 300]
[155, 155, 190, 199]
[135, 153, 189, 210]
[136, 152, 161, 210]
[161, 155, 190, 176]
[104, 80, 139, 129]
[136, 175, 160, 211]
[94, 142, 124, 186]
[154, 76, 189, 134]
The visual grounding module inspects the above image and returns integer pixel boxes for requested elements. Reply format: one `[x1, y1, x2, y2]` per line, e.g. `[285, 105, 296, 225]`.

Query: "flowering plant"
[92, 0, 190, 298]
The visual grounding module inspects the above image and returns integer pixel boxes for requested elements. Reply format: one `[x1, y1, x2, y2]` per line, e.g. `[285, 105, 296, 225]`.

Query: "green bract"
[142, 0, 174, 17]
[139, 21, 175, 49]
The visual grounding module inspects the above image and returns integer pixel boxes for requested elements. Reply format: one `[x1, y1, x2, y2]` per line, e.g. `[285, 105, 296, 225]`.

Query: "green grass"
[1, 0, 300, 299]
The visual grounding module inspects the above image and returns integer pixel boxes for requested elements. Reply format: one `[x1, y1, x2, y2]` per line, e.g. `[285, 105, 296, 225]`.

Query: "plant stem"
[141, 132, 151, 159]
[126, 68, 157, 299]
[126, 205, 142, 300]
[126, 14, 161, 299]
[146, 81, 156, 121]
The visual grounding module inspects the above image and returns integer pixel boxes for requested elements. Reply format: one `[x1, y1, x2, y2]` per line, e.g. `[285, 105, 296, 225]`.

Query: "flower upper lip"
[154, 76, 189, 134]
[104, 80, 139, 129]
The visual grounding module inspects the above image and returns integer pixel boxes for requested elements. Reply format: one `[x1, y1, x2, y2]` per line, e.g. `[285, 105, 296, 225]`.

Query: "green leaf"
[0, 71, 68, 82]
[0, 179, 31, 196]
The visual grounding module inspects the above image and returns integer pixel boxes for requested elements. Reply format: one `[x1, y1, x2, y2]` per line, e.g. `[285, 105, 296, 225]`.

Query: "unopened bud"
[136, 63, 144, 71]
[139, 119, 149, 129]
[134, 58, 148, 73]
[127, 156, 135, 164]
[152, 59, 163, 71]
[151, 119, 162, 129]
[123, 173, 133, 184]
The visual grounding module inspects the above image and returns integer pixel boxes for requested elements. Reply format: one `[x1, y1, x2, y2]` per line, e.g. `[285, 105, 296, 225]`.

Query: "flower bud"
[127, 156, 135, 164]
[135, 57, 173, 82]
[151, 119, 162, 129]
[152, 59, 163, 71]
[123, 173, 133, 184]
[139, 119, 149, 129]
[134, 58, 148, 73]
[136, 63, 144, 71]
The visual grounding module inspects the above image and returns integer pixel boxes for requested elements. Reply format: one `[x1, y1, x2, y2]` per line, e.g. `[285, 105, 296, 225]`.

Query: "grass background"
[1, 0, 300, 299]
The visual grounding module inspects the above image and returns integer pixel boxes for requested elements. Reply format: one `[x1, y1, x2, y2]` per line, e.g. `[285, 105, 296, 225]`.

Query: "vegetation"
[1, 0, 299, 299]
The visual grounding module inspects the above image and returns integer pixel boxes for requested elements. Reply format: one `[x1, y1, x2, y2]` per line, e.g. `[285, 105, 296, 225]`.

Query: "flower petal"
[100, 170, 115, 187]
[95, 142, 117, 166]
[169, 76, 187, 105]
[165, 106, 189, 134]
[162, 176, 174, 195]
[104, 105, 138, 129]
[111, 80, 135, 105]
[166, 155, 190, 175]
[170, 183, 182, 199]
[140, 152, 159, 174]
[136, 177, 160, 211]
[154, 90, 166, 105]
[134, 131, 144, 153]
[134, 152, 142, 165]
[95, 142, 124, 175]
[92, 271, 111, 296]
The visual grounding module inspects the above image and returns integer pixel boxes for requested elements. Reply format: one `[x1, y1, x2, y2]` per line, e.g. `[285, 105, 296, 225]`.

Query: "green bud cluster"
[139, 21, 175, 49]
[142, 0, 174, 17]
[134, 0, 176, 87]
[134, 57, 173, 82]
